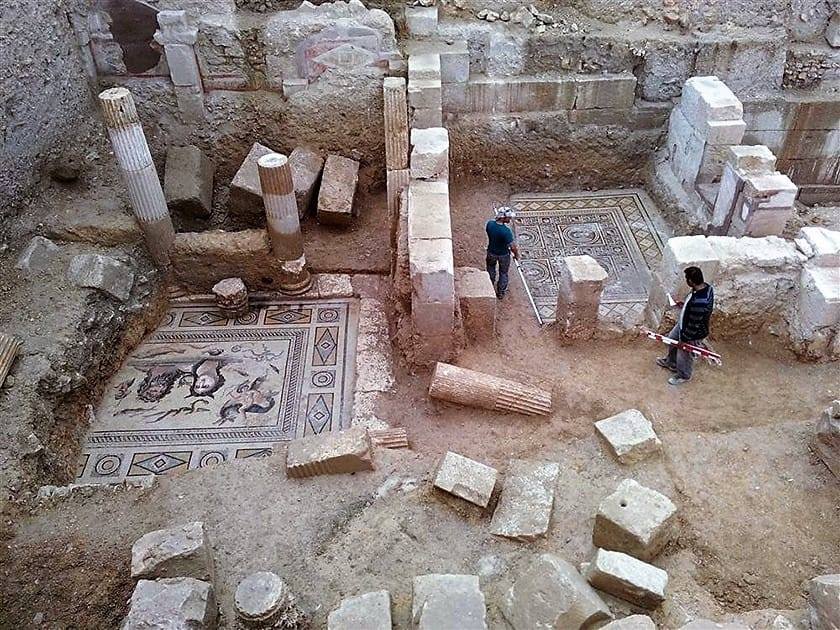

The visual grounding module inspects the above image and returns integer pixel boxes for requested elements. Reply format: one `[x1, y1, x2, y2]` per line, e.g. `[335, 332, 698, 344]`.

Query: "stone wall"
[0, 0, 95, 223]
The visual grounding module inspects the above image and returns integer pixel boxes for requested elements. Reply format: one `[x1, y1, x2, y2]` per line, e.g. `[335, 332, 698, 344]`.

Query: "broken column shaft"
[429, 362, 552, 416]
[257, 152, 312, 294]
[98, 87, 175, 267]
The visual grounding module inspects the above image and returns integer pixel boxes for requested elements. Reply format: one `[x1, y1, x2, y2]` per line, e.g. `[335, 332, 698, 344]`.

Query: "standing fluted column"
[257, 153, 312, 294]
[99, 87, 175, 266]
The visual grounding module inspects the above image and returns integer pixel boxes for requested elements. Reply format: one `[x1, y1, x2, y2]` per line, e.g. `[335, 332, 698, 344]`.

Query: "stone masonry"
[555, 255, 608, 341]
[285, 427, 374, 478]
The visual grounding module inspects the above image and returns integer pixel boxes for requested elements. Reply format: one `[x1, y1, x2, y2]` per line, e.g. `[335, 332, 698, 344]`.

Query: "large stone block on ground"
[131, 521, 214, 581]
[123, 578, 217, 630]
[285, 427, 374, 478]
[799, 227, 840, 267]
[412, 574, 487, 630]
[410, 127, 449, 180]
[433, 451, 498, 508]
[501, 553, 612, 629]
[583, 548, 668, 609]
[490, 459, 559, 541]
[164, 145, 214, 219]
[16, 236, 59, 274]
[67, 253, 134, 301]
[594, 478, 678, 562]
[594, 409, 662, 465]
[317, 154, 360, 226]
[455, 266, 496, 342]
[808, 574, 840, 630]
[679, 76, 743, 130]
[603, 615, 657, 629]
[288, 146, 324, 219]
[229, 142, 273, 220]
[815, 403, 840, 478]
[799, 266, 840, 332]
[555, 254, 608, 340]
[235, 571, 308, 628]
[328, 590, 391, 630]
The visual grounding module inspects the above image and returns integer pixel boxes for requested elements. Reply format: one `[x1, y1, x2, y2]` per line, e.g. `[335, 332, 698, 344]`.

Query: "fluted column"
[0, 333, 22, 389]
[98, 87, 175, 266]
[257, 153, 312, 294]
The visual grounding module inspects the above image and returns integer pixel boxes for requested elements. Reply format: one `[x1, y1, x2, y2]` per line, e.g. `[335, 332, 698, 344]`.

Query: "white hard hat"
[495, 206, 516, 219]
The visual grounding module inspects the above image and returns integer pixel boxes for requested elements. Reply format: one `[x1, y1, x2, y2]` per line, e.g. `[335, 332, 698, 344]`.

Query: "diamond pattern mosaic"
[77, 298, 359, 483]
[509, 190, 666, 324]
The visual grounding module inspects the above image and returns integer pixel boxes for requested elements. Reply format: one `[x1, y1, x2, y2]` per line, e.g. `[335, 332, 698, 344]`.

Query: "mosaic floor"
[77, 298, 359, 483]
[509, 190, 666, 325]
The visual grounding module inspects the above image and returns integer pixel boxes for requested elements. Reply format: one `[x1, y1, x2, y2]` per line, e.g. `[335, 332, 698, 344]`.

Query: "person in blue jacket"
[485, 206, 520, 299]
[656, 266, 715, 385]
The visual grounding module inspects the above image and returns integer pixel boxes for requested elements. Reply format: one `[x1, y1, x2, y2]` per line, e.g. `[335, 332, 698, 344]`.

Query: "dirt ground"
[1, 184, 838, 629]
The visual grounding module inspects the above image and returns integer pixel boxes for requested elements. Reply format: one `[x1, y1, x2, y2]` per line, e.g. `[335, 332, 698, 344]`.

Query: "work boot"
[656, 358, 676, 372]
[668, 376, 689, 385]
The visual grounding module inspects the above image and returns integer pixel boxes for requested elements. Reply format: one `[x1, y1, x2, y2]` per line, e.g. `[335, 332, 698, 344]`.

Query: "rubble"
[412, 574, 487, 630]
[123, 578, 217, 629]
[593, 479, 678, 561]
[433, 451, 498, 508]
[288, 146, 324, 219]
[594, 409, 662, 464]
[130, 521, 214, 581]
[583, 548, 668, 609]
[603, 615, 658, 629]
[808, 573, 840, 630]
[15, 236, 59, 273]
[502, 553, 613, 629]
[489, 459, 559, 541]
[67, 253, 134, 301]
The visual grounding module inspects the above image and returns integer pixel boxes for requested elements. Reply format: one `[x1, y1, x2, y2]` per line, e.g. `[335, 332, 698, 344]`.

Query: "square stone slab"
[433, 451, 498, 508]
[593, 478, 678, 562]
[595, 409, 662, 465]
[490, 460, 559, 541]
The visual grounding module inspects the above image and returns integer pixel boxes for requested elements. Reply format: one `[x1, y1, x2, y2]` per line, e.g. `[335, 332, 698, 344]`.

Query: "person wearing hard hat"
[485, 206, 520, 299]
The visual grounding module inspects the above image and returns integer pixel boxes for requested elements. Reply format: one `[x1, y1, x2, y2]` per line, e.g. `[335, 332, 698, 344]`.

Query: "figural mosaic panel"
[509, 190, 665, 325]
[77, 298, 359, 483]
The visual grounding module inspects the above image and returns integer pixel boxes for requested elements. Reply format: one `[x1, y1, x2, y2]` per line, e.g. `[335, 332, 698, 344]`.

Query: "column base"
[277, 256, 313, 296]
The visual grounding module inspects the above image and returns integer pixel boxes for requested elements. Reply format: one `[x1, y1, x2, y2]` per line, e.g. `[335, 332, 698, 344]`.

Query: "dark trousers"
[662, 324, 695, 380]
[486, 251, 511, 296]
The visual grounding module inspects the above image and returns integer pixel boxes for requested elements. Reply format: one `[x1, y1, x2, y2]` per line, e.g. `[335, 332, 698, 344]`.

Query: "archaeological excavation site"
[2, 0, 840, 627]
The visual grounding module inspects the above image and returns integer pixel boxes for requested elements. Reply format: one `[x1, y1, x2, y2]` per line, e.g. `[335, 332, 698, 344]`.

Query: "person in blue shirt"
[485, 206, 520, 299]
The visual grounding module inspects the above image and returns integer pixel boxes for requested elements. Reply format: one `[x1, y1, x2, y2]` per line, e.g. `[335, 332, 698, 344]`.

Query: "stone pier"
[384, 77, 409, 171]
[98, 87, 175, 267]
[555, 255, 608, 341]
[257, 153, 312, 294]
[154, 11, 206, 122]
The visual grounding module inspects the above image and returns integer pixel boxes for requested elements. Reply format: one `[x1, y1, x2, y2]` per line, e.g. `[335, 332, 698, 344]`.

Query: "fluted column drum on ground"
[257, 153, 312, 294]
[99, 87, 175, 266]
[429, 362, 552, 416]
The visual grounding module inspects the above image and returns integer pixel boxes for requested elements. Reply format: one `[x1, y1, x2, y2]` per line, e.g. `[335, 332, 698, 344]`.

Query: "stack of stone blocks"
[667, 76, 747, 197]
[155, 11, 206, 122]
[710, 144, 798, 237]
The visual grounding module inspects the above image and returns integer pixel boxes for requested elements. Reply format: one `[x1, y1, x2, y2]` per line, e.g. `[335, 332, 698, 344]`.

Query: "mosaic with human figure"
[77, 298, 358, 483]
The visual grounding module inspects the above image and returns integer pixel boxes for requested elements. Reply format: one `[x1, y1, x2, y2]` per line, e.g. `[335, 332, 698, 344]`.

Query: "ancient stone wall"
[0, 0, 95, 223]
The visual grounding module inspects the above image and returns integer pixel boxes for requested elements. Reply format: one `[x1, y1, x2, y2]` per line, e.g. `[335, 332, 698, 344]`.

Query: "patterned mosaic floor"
[77, 298, 359, 483]
[509, 190, 666, 325]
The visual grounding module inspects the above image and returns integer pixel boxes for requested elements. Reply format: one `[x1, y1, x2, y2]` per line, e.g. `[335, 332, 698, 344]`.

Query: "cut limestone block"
[229, 142, 273, 219]
[594, 479, 678, 562]
[408, 53, 441, 80]
[405, 5, 438, 37]
[67, 253, 134, 301]
[679, 76, 744, 130]
[409, 236, 455, 304]
[799, 226, 840, 267]
[490, 460, 559, 541]
[815, 403, 840, 478]
[574, 73, 637, 110]
[583, 548, 668, 609]
[384, 77, 410, 171]
[368, 428, 409, 449]
[501, 553, 613, 630]
[411, 105, 443, 130]
[658, 235, 720, 297]
[405, 40, 469, 83]
[288, 146, 324, 219]
[16, 236, 59, 273]
[408, 181, 451, 241]
[328, 590, 392, 630]
[677, 622, 749, 630]
[131, 521, 214, 581]
[123, 578, 217, 630]
[317, 155, 360, 226]
[728, 145, 777, 175]
[455, 267, 496, 342]
[602, 615, 657, 629]
[798, 266, 840, 333]
[594, 409, 662, 465]
[412, 574, 487, 630]
[410, 127, 449, 180]
[433, 451, 498, 508]
[164, 145, 214, 219]
[429, 362, 552, 416]
[235, 571, 308, 628]
[808, 574, 840, 630]
[826, 11, 840, 47]
[285, 427, 374, 478]
[555, 254, 608, 340]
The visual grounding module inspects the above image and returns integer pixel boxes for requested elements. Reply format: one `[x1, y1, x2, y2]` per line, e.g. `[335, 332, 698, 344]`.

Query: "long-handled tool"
[643, 329, 723, 366]
[513, 256, 546, 326]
